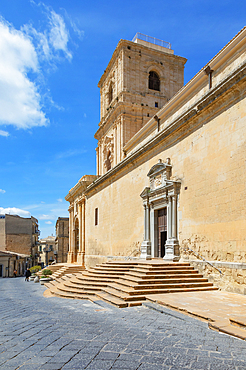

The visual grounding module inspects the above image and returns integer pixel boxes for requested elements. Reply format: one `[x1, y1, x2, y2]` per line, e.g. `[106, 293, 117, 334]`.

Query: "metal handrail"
[125, 248, 140, 260]
[132, 32, 171, 50]
[183, 246, 223, 275]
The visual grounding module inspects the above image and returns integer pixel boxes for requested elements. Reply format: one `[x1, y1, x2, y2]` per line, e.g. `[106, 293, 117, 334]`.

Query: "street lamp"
[54, 250, 58, 263]
[43, 246, 51, 267]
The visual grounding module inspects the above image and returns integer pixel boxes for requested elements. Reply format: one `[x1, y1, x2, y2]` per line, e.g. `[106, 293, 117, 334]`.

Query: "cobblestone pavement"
[0, 278, 246, 370]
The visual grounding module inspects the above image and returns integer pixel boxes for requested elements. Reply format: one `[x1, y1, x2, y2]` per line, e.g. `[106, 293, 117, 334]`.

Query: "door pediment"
[147, 159, 172, 191]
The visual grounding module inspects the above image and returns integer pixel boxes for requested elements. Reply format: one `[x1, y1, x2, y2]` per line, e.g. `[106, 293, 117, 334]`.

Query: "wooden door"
[157, 208, 167, 258]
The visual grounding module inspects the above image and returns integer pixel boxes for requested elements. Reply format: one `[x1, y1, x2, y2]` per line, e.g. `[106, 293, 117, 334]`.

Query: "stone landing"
[147, 290, 246, 340]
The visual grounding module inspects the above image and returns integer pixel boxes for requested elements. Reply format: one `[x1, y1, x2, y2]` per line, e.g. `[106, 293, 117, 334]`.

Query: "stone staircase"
[37, 263, 65, 276]
[51, 265, 85, 279]
[45, 260, 218, 308]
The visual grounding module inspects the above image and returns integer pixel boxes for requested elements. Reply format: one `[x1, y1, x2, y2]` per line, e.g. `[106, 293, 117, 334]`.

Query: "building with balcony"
[39, 235, 57, 267]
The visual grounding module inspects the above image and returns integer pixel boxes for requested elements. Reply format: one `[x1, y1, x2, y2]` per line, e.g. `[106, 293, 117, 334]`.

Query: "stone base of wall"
[84, 254, 141, 269]
[181, 258, 246, 295]
[85, 255, 108, 269]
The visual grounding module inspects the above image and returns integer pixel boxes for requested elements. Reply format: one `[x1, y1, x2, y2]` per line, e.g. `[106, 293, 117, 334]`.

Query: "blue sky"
[0, 0, 245, 238]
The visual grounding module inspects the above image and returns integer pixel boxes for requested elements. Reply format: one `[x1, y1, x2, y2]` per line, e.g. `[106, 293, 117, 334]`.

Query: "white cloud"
[39, 214, 55, 220]
[56, 149, 87, 159]
[0, 207, 31, 218]
[0, 19, 48, 129]
[0, 4, 76, 131]
[26, 2, 72, 63]
[48, 10, 72, 61]
[57, 198, 63, 203]
[45, 221, 52, 225]
[0, 130, 9, 137]
[0, 189, 6, 193]
[67, 17, 84, 41]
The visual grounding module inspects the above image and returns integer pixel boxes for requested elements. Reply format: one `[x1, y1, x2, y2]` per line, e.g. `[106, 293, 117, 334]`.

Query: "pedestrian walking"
[25, 268, 31, 281]
[13, 269, 17, 277]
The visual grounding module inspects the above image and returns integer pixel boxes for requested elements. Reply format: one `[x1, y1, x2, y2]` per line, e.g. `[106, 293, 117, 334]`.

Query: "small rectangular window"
[95, 208, 98, 226]
[155, 102, 158, 108]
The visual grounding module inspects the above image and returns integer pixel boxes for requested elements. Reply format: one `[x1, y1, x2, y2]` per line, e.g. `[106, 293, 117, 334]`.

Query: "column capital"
[77, 195, 86, 205]
[68, 205, 74, 213]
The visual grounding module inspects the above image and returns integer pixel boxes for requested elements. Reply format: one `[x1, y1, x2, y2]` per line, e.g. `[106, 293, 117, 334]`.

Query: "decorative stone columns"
[140, 201, 151, 259]
[77, 197, 86, 266]
[67, 206, 75, 263]
[96, 147, 99, 176]
[163, 192, 180, 262]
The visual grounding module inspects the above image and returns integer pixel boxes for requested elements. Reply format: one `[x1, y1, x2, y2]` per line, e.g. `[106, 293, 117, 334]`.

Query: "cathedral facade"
[66, 29, 246, 294]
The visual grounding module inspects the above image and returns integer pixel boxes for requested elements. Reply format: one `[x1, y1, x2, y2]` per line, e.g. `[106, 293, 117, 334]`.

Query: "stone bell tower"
[95, 33, 187, 176]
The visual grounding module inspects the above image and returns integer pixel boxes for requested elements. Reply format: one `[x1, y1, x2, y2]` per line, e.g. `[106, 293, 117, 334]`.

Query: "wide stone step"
[83, 272, 122, 279]
[109, 281, 215, 295]
[120, 273, 205, 284]
[96, 291, 128, 308]
[69, 277, 108, 286]
[93, 265, 132, 272]
[63, 281, 103, 292]
[129, 267, 197, 276]
[133, 264, 192, 272]
[86, 269, 125, 276]
[103, 287, 146, 302]
[75, 276, 115, 284]
[57, 285, 97, 296]
[53, 290, 93, 301]
[104, 261, 138, 266]
[116, 277, 209, 289]
[124, 270, 199, 279]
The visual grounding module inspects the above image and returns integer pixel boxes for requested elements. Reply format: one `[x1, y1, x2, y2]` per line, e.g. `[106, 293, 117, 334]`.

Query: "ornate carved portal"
[140, 159, 181, 261]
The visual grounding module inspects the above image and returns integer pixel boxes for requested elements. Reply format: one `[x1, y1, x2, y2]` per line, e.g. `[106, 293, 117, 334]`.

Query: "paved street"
[0, 278, 246, 370]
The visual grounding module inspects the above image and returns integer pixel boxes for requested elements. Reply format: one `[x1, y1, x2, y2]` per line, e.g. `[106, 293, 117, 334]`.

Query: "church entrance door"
[157, 208, 167, 258]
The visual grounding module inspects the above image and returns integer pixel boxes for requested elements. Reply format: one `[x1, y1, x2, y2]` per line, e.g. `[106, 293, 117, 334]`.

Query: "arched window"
[108, 83, 113, 104]
[149, 71, 160, 91]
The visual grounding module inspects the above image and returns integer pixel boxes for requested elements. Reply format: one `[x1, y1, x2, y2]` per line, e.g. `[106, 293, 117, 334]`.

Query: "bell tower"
[95, 33, 187, 176]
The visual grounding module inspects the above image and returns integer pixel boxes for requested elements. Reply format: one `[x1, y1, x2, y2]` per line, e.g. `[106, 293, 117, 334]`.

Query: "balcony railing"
[132, 33, 171, 50]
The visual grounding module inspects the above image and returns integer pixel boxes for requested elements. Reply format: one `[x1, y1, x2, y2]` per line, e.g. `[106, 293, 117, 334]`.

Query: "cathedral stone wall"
[66, 28, 246, 295]
[84, 82, 246, 294]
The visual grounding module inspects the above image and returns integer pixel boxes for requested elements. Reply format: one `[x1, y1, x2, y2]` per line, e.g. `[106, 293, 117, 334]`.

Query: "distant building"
[55, 217, 69, 263]
[0, 250, 29, 277]
[0, 214, 40, 268]
[39, 236, 57, 266]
